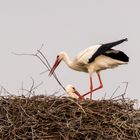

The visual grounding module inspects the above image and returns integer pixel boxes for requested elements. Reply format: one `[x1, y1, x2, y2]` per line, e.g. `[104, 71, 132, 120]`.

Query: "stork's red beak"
[74, 90, 81, 97]
[49, 58, 61, 76]
[74, 90, 84, 100]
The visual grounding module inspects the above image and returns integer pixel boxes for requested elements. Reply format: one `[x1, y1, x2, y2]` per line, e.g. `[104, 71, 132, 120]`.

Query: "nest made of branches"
[0, 95, 140, 140]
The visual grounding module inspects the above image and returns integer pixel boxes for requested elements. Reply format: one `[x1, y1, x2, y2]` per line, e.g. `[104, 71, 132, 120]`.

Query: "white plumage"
[76, 45, 101, 64]
[49, 38, 129, 100]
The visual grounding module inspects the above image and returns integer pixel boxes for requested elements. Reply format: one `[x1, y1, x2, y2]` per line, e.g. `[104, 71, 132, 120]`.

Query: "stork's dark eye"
[72, 87, 75, 90]
[57, 55, 59, 58]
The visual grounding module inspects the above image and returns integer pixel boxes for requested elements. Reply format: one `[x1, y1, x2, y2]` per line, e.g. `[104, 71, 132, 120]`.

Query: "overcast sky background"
[0, 1, 139, 104]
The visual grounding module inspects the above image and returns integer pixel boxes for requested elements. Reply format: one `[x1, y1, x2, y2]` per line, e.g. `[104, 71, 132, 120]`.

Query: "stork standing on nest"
[49, 38, 129, 100]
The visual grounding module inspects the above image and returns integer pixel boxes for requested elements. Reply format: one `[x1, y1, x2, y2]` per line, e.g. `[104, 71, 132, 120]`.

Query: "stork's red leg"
[82, 72, 103, 98]
[90, 74, 93, 100]
[96, 72, 103, 90]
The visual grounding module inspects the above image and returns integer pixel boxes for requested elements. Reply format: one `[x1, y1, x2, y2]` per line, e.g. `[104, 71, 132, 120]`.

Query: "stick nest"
[0, 95, 140, 140]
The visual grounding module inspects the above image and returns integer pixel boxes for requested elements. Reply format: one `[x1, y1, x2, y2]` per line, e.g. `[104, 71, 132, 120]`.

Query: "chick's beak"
[73, 90, 82, 99]
[49, 58, 61, 76]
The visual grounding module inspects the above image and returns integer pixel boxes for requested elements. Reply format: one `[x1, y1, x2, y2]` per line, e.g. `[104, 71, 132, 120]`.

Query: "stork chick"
[65, 85, 83, 100]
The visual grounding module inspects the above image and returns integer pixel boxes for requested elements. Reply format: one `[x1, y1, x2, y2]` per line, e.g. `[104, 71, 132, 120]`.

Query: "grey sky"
[0, 1, 139, 103]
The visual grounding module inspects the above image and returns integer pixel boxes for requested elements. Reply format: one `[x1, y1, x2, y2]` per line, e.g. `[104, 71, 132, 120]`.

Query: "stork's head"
[49, 52, 65, 76]
[65, 85, 80, 99]
[66, 85, 77, 94]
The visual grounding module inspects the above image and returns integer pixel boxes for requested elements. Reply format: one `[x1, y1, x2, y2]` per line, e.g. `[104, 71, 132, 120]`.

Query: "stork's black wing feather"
[88, 38, 128, 63]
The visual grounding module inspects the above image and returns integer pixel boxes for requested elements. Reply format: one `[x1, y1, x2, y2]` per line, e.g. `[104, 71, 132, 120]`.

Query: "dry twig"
[12, 45, 66, 91]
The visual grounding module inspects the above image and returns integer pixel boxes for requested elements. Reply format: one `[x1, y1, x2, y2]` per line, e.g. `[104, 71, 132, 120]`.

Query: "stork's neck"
[62, 52, 75, 69]
[62, 52, 85, 72]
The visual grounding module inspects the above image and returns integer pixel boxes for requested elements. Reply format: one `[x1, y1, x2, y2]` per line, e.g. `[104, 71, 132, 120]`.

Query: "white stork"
[49, 38, 129, 100]
[65, 84, 82, 100]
